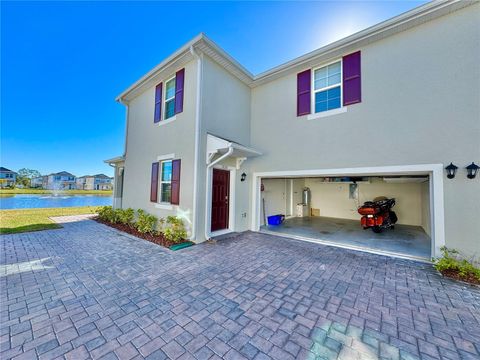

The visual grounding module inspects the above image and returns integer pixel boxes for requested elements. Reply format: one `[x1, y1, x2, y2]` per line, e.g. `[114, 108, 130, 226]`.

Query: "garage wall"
[304, 178, 426, 226]
[261, 178, 306, 220]
[421, 181, 431, 236]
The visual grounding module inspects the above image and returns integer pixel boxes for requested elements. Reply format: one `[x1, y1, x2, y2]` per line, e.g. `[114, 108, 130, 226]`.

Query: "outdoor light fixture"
[241, 173, 247, 182]
[466, 162, 479, 179]
[445, 163, 458, 179]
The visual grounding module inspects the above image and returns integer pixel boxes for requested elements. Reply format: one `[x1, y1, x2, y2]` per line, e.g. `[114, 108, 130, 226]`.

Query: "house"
[0, 167, 17, 188]
[76, 174, 113, 190]
[106, 1, 480, 260]
[31, 176, 48, 189]
[45, 171, 76, 190]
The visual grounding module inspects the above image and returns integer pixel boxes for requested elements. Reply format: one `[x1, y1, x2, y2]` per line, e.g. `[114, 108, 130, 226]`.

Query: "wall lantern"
[466, 162, 479, 179]
[241, 173, 247, 182]
[445, 163, 458, 179]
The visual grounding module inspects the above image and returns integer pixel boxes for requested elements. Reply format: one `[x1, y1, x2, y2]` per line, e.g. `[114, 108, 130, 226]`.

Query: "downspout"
[204, 147, 233, 240]
[190, 45, 203, 241]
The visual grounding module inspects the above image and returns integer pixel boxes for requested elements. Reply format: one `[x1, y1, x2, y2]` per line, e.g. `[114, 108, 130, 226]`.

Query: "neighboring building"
[106, 1, 480, 260]
[31, 176, 48, 189]
[0, 167, 17, 188]
[76, 174, 113, 190]
[46, 171, 76, 190]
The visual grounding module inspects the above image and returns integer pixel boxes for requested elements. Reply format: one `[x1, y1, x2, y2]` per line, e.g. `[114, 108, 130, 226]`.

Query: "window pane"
[314, 67, 327, 80]
[165, 99, 175, 119]
[328, 61, 341, 75]
[161, 183, 171, 203]
[161, 161, 172, 181]
[314, 78, 327, 90]
[328, 86, 341, 99]
[328, 97, 341, 110]
[165, 78, 176, 99]
[327, 73, 341, 86]
[315, 86, 341, 113]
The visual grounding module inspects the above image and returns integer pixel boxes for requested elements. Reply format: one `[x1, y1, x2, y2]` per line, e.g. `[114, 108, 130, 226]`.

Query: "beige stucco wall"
[247, 5, 480, 255]
[122, 60, 198, 236]
[194, 55, 252, 240]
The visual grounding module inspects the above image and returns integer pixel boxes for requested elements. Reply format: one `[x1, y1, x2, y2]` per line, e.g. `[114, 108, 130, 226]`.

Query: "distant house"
[0, 167, 17, 188]
[76, 174, 113, 190]
[46, 171, 76, 190]
[31, 176, 48, 189]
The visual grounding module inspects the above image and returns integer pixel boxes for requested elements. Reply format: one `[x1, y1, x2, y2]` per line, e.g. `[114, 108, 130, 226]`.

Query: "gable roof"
[117, 0, 472, 103]
[93, 174, 112, 179]
[50, 171, 75, 177]
[0, 167, 16, 173]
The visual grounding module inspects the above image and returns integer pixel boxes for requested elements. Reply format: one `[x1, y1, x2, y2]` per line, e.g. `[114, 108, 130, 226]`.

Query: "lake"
[0, 194, 113, 209]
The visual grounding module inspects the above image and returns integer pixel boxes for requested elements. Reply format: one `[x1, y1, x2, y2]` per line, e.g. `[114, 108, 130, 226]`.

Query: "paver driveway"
[1, 217, 479, 360]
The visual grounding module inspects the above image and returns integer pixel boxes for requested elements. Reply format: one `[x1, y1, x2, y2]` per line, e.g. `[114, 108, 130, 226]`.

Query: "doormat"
[169, 242, 194, 251]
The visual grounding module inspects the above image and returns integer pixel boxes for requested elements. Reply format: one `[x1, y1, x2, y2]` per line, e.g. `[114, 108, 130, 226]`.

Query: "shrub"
[97, 206, 115, 222]
[433, 247, 480, 282]
[118, 208, 135, 226]
[135, 209, 158, 234]
[163, 216, 187, 243]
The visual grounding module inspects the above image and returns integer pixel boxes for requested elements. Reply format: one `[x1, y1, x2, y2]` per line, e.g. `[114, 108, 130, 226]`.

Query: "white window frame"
[164, 75, 176, 120]
[158, 159, 173, 205]
[311, 59, 343, 115]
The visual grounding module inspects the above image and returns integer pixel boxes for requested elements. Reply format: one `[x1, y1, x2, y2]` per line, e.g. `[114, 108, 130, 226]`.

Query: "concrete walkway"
[1, 216, 479, 359]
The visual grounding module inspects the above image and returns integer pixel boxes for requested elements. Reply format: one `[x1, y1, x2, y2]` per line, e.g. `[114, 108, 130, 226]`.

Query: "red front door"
[211, 169, 230, 232]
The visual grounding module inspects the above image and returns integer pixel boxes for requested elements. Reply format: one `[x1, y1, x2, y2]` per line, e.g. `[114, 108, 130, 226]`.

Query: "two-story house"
[106, 0, 479, 261]
[76, 174, 113, 190]
[0, 167, 17, 188]
[46, 171, 76, 190]
[31, 176, 48, 189]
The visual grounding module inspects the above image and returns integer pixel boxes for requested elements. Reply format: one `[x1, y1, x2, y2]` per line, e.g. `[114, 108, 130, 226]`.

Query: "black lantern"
[241, 173, 247, 182]
[466, 162, 479, 179]
[445, 163, 458, 179]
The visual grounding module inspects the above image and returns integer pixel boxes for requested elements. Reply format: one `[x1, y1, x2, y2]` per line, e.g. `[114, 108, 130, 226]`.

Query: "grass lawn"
[0, 189, 112, 195]
[0, 206, 97, 234]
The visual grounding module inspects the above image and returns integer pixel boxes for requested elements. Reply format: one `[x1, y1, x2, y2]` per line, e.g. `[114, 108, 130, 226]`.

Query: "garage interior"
[259, 175, 432, 260]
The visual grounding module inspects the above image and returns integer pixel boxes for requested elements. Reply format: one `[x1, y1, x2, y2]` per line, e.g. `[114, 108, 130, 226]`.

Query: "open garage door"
[252, 165, 445, 260]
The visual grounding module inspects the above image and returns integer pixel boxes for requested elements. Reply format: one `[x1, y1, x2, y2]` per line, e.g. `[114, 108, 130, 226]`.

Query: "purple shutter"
[343, 51, 361, 106]
[150, 162, 159, 202]
[154, 83, 163, 123]
[170, 159, 181, 205]
[297, 69, 311, 116]
[175, 68, 185, 114]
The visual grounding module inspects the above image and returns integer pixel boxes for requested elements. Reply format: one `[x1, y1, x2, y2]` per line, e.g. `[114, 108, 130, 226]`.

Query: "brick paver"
[1, 217, 479, 359]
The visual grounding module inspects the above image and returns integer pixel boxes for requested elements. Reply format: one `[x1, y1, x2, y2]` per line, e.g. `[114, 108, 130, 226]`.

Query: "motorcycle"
[358, 197, 398, 233]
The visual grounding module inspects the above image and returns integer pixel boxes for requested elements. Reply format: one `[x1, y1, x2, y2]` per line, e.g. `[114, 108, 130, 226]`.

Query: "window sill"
[157, 116, 176, 127]
[155, 203, 173, 210]
[307, 107, 347, 120]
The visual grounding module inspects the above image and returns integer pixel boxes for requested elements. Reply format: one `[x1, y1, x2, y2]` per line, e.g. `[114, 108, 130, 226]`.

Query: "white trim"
[311, 59, 343, 115]
[157, 116, 176, 127]
[155, 203, 173, 210]
[190, 47, 203, 241]
[307, 107, 347, 120]
[163, 75, 176, 121]
[205, 165, 236, 240]
[251, 164, 445, 258]
[158, 159, 173, 204]
[157, 153, 175, 162]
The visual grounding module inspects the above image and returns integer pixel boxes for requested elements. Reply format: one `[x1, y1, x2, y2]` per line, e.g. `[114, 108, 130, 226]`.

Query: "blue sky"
[1, 1, 426, 177]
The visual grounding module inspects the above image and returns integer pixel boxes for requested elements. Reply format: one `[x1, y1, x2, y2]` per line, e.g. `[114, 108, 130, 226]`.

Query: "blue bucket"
[267, 214, 285, 226]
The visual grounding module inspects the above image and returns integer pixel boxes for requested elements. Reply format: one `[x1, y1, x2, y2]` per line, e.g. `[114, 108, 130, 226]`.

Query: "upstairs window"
[313, 61, 342, 113]
[164, 77, 176, 120]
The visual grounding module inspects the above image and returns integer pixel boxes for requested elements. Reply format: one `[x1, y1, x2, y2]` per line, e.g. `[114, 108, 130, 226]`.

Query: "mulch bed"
[95, 218, 191, 249]
[439, 269, 480, 285]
